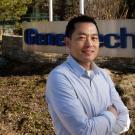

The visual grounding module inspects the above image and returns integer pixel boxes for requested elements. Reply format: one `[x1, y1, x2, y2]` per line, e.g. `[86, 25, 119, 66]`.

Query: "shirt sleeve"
[103, 70, 131, 134]
[46, 70, 117, 135]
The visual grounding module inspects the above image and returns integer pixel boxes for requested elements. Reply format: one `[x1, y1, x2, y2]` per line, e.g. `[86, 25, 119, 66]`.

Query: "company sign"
[24, 27, 135, 49]
[23, 20, 135, 57]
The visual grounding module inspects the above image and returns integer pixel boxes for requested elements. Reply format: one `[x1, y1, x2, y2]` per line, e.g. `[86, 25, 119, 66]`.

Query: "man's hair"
[65, 15, 99, 38]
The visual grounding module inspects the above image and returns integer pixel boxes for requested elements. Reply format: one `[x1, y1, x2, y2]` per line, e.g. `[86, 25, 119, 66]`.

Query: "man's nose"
[85, 37, 93, 47]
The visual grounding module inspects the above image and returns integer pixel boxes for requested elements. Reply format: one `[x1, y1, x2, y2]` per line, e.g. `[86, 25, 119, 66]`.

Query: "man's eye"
[92, 37, 98, 40]
[79, 36, 86, 40]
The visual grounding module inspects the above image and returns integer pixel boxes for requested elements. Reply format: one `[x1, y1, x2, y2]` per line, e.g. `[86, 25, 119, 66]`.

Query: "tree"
[54, 0, 67, 20]
[53, 0, 79, 20]
[85, 0, 128, 19]
[0, 0, 32, 21]
[32, 0, 48, 19]
[126, 0, 135, 18]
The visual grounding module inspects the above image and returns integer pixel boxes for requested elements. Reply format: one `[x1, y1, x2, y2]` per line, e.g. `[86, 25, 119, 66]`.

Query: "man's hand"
[107, 105, 119, 119]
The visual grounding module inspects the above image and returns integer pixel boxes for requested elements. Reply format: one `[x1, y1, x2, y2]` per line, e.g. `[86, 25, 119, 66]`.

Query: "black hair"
[65, 15, 99, 38]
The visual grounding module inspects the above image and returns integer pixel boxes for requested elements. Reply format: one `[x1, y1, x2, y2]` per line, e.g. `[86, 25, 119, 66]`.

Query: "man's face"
[65, 22, 99, 65]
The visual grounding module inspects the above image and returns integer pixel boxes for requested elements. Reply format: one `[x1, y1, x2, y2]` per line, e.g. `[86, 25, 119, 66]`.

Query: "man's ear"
[64, 37, 71, 48]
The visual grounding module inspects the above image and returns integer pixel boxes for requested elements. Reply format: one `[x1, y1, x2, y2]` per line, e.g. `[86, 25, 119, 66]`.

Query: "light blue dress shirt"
[45, 55, 130, 135]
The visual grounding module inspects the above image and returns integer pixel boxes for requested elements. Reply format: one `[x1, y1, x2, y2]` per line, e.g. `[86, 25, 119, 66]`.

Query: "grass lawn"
[0, 57, 134, 135]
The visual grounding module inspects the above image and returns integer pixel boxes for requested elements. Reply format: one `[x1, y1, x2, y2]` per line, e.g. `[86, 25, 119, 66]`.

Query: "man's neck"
[70, 55, 93, 70]
[79, 62, 92, 70]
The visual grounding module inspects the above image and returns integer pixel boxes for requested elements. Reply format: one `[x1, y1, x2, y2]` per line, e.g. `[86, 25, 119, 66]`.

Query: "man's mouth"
[82, 50, 95, 54]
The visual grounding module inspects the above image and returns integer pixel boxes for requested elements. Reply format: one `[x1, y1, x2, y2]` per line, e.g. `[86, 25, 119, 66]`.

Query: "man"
[45, 15, 130, 135]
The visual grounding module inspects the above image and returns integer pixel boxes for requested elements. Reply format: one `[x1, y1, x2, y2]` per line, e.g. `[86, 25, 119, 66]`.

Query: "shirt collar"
[66, 55, 100, 78]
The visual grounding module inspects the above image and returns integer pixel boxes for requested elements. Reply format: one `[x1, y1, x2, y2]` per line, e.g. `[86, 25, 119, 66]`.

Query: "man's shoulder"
[49, 62, 69, 76]
[96, 66, 113, 83]
[94, 63, 111, 76]
[98, 67, 112, 76]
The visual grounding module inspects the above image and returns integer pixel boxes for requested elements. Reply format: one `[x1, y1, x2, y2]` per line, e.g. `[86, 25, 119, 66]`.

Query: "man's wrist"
[101, 111, 117, 129]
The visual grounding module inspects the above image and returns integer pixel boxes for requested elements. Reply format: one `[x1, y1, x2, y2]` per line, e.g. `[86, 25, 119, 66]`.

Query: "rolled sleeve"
[104, 71, 131, 134]
[102, 111, 116, 129]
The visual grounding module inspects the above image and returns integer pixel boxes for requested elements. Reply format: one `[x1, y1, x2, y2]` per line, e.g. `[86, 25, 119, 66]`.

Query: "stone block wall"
[1, 35, 66, 64]
[2, 35, 24, 59]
